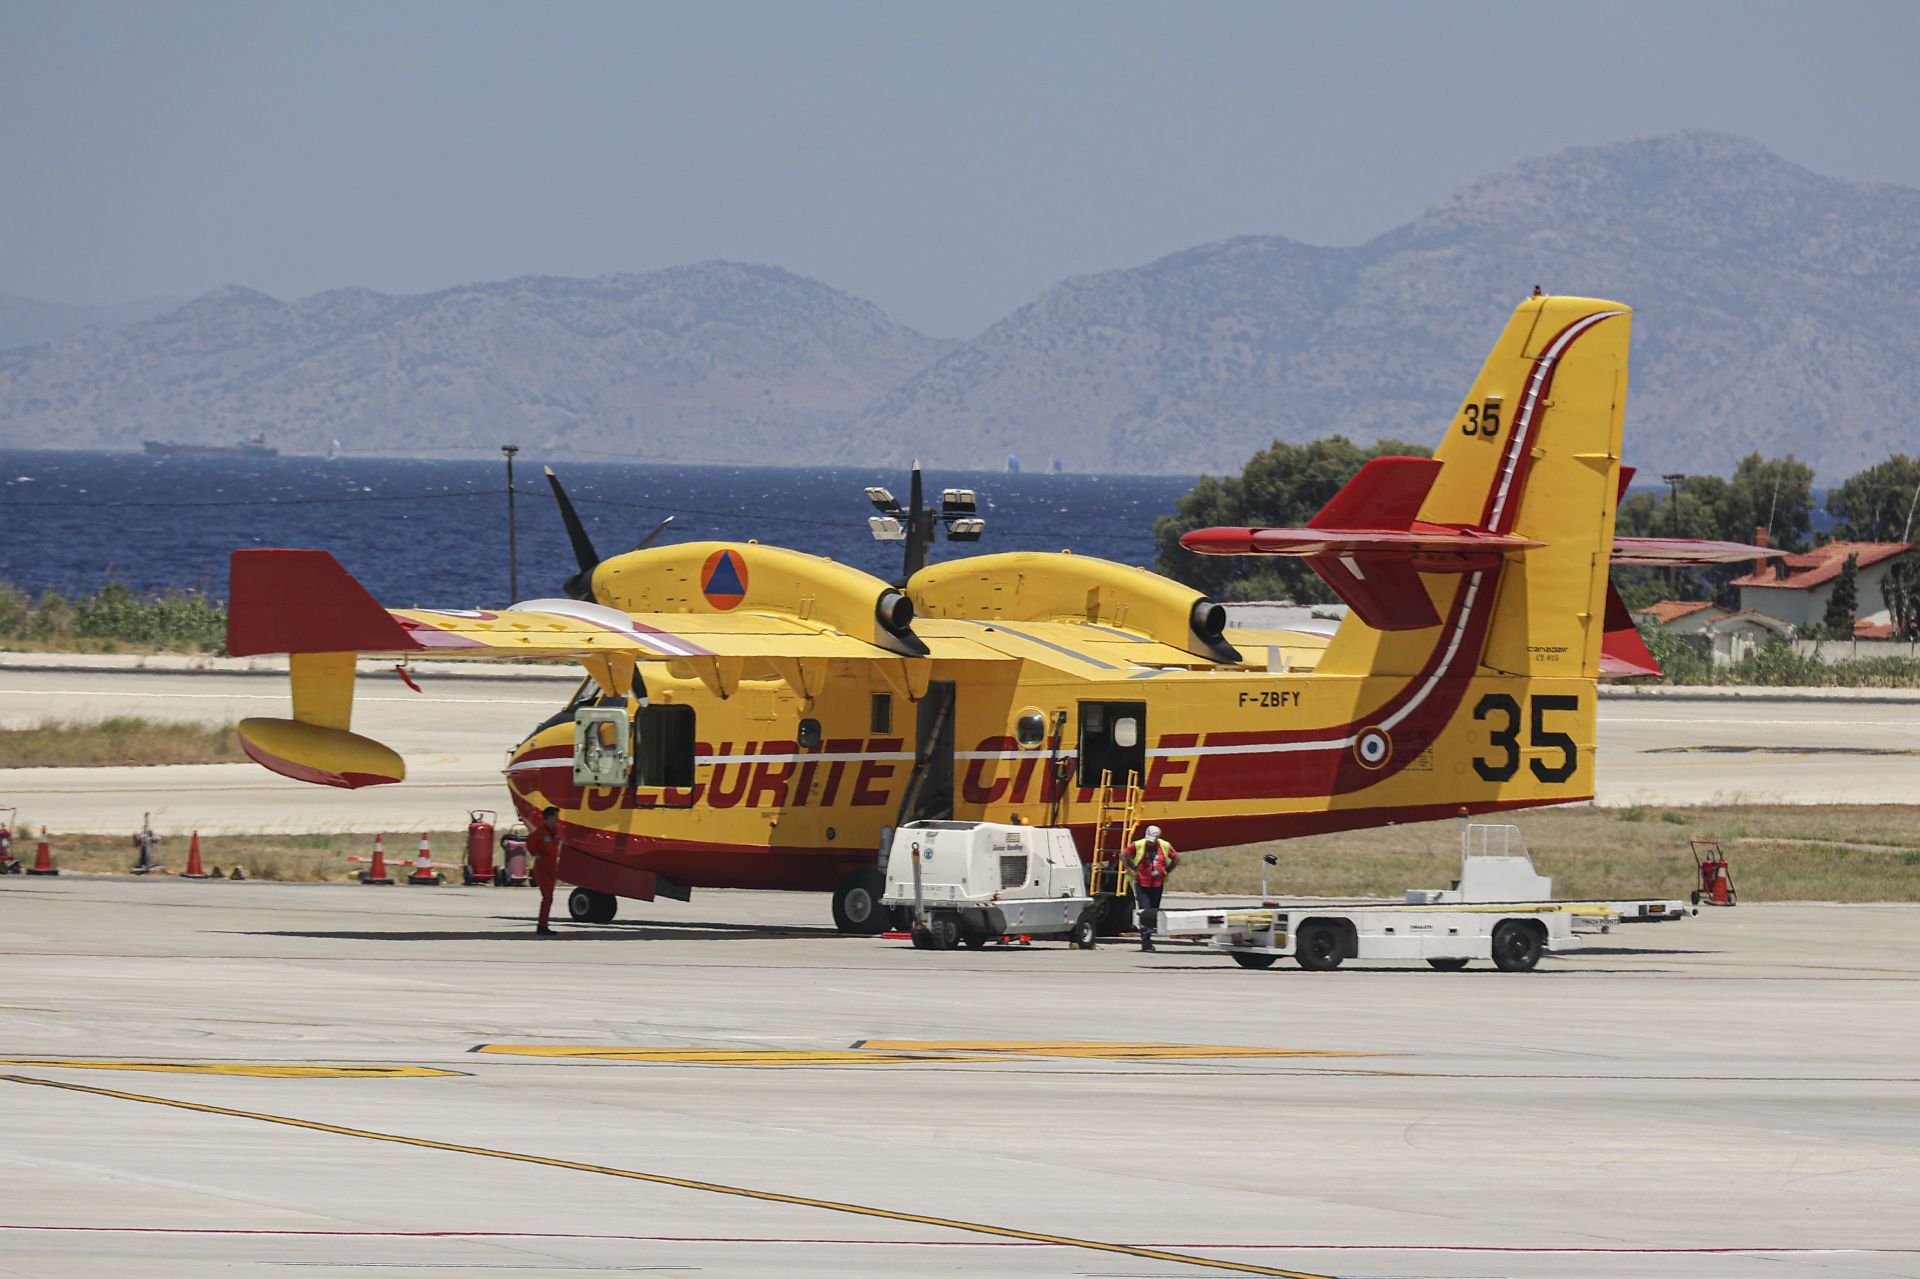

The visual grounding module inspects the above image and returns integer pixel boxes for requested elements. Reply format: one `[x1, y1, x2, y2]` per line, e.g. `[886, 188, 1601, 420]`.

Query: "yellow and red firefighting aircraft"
[226, 293, 1772, 932]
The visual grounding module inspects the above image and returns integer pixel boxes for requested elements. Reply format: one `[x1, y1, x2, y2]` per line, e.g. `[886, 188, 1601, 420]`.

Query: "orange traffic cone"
[25, 827, 59, 877]
[182, 831, 211, 880]
[361, 834, 394, 886]
[407, 833, 441, 885]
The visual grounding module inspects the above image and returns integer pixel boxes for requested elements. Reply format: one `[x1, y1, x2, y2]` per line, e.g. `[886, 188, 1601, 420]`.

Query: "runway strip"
[0, 1072, 1335, 1279]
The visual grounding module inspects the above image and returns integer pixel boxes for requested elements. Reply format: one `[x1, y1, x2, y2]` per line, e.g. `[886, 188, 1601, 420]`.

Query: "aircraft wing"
[228, 548, 913, 663]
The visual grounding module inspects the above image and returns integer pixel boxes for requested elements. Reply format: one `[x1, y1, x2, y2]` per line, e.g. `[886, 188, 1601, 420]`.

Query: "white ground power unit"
[882, 820, 1097, 950]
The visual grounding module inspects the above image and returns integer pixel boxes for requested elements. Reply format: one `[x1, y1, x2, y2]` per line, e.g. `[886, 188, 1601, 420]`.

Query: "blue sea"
[0, 450, 1196, 605]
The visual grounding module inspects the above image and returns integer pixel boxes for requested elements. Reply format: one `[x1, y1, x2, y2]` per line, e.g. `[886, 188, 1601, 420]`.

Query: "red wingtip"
[227, 549, 421, 656]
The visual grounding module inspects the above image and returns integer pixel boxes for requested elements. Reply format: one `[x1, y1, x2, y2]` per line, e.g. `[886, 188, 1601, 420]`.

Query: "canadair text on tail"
[223, 295, 1771, 932]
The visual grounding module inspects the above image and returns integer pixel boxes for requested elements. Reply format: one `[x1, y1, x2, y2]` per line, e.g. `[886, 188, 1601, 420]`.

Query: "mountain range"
[3, 131, 1915, 478]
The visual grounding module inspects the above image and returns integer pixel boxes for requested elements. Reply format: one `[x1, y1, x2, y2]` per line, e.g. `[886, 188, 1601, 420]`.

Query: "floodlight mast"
[863, 460, 986, 583]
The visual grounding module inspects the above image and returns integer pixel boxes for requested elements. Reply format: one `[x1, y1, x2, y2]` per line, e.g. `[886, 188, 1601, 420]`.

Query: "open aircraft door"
[1078, 700, 1146, 789]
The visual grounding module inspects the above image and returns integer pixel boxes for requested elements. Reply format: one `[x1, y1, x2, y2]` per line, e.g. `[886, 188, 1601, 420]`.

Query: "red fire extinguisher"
[1690, 839, 1736, 907]
[463, 810, 497, 886]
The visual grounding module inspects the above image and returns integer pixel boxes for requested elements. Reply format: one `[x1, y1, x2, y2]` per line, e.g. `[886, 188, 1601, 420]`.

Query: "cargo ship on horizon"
[142, 431, 280, 458]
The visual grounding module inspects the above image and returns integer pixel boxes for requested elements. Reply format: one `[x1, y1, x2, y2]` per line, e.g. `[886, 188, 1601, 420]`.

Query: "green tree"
[1719, 453, 1814, 552]
[1884, 558, 1920, 641]
[1154, 436, 1430, 602]
[1826, 455, 1920, 542]
[1822, 553, 1860, 635]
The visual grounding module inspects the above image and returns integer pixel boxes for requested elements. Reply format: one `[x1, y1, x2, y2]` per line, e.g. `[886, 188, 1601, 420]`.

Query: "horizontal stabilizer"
[1610, 537, 1785, 567]
[228, 550, 421, 657]
[1182, 526, 1541, 558]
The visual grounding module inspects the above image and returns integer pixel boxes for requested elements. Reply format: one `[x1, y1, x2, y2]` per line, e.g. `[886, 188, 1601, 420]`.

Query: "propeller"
[544, 471, 679, 602]
[545, 466, 602, 601]
[635, 514, 675, 551]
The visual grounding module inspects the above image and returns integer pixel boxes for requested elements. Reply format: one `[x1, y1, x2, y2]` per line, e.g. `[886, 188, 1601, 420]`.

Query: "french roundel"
[1353, 726, 1392, 770]
[700, 549, 749, 610]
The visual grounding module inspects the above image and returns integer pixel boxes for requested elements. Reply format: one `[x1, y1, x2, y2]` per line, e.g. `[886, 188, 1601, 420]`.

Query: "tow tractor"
[1161, 823, 1697, 973]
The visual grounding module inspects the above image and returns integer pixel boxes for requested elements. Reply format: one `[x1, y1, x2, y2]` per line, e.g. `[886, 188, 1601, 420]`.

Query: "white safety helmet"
[1144, 825, 1162, 840]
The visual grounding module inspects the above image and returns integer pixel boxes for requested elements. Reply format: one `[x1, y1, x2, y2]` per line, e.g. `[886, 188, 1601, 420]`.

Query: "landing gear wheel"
[831, 868, 888, 935]
[1491, 921, 1543, 972]
[1068, 912, 1098, 950]
[1294, 921, 1345, 971]
[1427, 957, 1471, 971]
[1231, 951, 1278, 970]
[568, 887, 618, 924]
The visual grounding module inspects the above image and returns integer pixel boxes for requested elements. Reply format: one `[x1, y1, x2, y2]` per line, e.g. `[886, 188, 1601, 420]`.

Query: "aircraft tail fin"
[1182, 295, 1632, 676]
[1418, 296, 1631, 679]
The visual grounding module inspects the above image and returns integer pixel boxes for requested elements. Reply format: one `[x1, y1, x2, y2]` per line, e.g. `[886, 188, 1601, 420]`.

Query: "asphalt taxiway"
[1, 878, 1916, 1277]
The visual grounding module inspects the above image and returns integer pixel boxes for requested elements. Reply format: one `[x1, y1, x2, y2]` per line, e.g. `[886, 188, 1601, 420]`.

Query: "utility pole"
[503, 444, 521, 602]
[1662, 472, 1686, 599]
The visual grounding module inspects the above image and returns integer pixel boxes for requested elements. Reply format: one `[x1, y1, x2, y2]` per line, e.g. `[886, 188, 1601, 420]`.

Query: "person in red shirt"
[528, 806, 561, 936]
[1128, 824, 1180, 952]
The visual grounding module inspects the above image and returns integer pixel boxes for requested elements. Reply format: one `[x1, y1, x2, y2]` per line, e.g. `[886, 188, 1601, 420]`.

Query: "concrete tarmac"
[1, 878, 1916, 1278]
[3, 665, 1918, 833]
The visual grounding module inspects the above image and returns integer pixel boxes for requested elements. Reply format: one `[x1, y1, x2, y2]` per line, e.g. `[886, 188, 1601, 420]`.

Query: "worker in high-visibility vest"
[1128, 825, 1180, 953]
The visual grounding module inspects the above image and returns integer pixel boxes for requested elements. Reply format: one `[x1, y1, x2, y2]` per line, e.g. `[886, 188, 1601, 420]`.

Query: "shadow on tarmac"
[229, 919, 850, 943]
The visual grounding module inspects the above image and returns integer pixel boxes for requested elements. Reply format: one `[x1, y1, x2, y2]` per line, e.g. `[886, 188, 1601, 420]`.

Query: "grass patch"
[1175, 803, 1920, 904]
[0, 579, 227, 654]
[17, 829, 472, 882]
[11, 805, 1919, 902]
[0, 717, 247, 767]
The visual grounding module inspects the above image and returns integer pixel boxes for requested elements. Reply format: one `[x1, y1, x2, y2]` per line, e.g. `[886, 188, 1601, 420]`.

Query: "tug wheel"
[1294, 920, 1345, 971]
[1068, 912, 1098, 950]
[1230, 952, 1278, 970]
[1490, 920, 1544, 972]
[1427, 957, 1471, 971]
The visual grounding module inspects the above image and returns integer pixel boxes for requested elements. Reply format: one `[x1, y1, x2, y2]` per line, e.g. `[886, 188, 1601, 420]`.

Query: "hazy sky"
[4, 0, 1916, 337]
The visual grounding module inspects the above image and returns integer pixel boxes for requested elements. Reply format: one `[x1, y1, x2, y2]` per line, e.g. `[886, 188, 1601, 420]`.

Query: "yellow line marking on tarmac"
[0, 1059, 457, 1079]
[0, 1074, 1332, 1279]
[472, 1046, 1001, 1066]
[856, 1040, 1389, 1060]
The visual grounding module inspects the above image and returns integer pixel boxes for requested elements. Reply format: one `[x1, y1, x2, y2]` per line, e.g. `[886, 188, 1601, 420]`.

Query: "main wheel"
[1096, 894, 1135, 937]
[1294, 921, 1345, 971]
[831, 868, 888, 935]
[1427, 957, 1471, 971]
[568, 887, 618, 924]
[1490, 920, 1544, 972]
[1231, 951, 1278, 970]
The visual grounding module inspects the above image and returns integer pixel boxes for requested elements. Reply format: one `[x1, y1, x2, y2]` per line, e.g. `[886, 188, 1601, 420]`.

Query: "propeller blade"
[635, 514, 675, 552]
[544, 466, 602, 600]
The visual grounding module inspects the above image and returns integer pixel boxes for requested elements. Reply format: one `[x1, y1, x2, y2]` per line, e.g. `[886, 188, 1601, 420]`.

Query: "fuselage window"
[1015, 710, 1047, 748]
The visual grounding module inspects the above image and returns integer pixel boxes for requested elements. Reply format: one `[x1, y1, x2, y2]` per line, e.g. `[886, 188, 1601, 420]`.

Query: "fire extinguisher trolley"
[1690, 839, 1737, 906]
[462, 810, 498, 886]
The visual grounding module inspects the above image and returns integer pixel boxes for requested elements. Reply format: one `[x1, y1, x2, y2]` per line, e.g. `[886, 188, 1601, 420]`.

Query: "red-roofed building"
[1631, 599, 1725, 633]
[1731, 541, 1916, 631]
